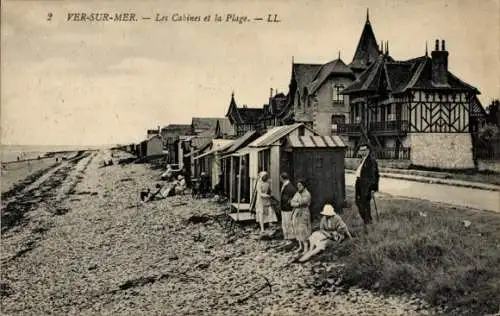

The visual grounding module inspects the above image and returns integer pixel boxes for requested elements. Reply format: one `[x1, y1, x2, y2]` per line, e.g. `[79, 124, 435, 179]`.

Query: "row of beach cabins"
[116, 119, 348, 217]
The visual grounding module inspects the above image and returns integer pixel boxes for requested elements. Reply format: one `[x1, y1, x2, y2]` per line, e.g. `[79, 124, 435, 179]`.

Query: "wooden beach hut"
[227, 123, 347, 217]
[145, 135, 163, 157]
[193, 139, 234, 188]
[219, 131, 260, 200]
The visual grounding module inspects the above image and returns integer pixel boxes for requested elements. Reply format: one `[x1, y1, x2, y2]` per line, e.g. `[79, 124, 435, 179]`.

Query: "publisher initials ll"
[267, 14, 280, 23]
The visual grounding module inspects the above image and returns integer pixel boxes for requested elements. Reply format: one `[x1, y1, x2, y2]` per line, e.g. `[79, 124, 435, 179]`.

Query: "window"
[258, 149, 271, 173]
[387, 105, 395, 121]
[303, 88, 309, 107]
[332, 84, 344, 103]
[298, 126, 305, 136]
[331, 115, 345, 132]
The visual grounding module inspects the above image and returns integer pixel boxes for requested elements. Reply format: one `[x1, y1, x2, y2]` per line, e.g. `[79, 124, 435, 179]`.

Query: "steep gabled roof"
[349, 12, 381, 70]
[308, 58, 356, 94]
[214, 118, 236, 138]
[292, 63, 323, 94]
[344, 55, 386, 93]
[403, 57, 479, 93]
[225, 92, 264, 124]
[344, 54, 480, 95]
[238, 107, 264, 123]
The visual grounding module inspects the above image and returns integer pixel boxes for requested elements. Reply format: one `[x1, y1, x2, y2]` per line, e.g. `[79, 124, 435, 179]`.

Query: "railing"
[337, 120, 408, 135]
[370, 120, 409, 134]
[345, 147, 411, 160]
[337, 123, 361, 135]
[475, 148, 500, 161]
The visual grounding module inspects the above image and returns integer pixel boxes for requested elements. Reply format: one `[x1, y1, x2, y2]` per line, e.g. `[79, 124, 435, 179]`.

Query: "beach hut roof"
[286, 135, 346, 148]
[193, 139, 234, 160]
[249, 123, 307, 147]
[222, 130, 258, 155]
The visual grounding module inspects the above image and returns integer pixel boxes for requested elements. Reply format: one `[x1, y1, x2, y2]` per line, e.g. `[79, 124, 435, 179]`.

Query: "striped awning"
[287, 135, 346, 148]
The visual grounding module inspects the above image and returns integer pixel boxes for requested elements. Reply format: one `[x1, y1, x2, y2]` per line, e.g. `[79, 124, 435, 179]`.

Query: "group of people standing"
[253, 170, 314, 255]
[252, 143, 380, 259]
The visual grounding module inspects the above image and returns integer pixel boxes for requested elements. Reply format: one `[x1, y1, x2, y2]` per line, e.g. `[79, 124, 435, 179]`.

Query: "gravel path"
[1, 151, 433, 315]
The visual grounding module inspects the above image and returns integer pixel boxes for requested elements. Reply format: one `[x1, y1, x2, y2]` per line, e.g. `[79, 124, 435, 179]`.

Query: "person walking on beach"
[280, 172, 297, 243]
[255, 171, 278, 234]
[290, 179, 312, 255]
[354, 144, 379, 233]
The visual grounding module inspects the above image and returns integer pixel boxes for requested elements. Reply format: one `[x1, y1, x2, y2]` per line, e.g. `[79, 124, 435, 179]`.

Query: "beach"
[3, 149, 500, 315]
[1, 149, 436, 316]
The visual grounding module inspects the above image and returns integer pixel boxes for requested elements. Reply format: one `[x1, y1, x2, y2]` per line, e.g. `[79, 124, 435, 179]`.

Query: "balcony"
[345, 147, 411, 160]
[337, 123, 361, 136]
[337, 120, 408, 136]
[370, 120, 409, 136]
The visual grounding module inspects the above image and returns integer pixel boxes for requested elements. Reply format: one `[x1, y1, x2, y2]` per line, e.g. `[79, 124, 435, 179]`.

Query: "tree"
[486, 99, 500, 126]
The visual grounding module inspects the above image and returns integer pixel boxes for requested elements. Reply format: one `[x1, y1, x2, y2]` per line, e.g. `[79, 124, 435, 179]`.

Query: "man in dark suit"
[354, 144, 380, 231]
[280, 172, 297, 241]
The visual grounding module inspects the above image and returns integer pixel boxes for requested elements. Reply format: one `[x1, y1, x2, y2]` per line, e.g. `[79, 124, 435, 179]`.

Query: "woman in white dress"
[254, 171, 278, 233]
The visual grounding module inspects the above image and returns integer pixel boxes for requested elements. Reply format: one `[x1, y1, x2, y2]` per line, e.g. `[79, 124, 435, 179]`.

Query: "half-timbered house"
[225, 92, 265, 136]
[340, 39, 483, 169]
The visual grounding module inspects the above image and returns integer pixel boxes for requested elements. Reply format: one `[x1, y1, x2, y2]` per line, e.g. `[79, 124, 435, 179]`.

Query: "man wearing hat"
[355, 144, 379, 231]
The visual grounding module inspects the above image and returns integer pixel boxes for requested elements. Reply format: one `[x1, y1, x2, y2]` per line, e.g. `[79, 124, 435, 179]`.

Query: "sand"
[1, 150, 435, 315]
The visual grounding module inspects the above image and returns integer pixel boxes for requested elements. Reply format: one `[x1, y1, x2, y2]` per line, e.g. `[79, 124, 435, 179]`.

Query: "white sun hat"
[320, 204, 336, 216]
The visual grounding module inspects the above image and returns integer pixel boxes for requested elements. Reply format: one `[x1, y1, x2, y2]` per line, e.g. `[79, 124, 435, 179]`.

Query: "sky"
[1, 0, 499, 146]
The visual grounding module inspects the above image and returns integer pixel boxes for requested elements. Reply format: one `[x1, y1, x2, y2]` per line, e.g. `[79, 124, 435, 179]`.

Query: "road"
[345, 174, 500, 213]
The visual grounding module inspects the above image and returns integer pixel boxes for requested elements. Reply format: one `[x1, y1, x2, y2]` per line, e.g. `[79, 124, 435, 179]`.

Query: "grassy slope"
[313, 189, 500, 315]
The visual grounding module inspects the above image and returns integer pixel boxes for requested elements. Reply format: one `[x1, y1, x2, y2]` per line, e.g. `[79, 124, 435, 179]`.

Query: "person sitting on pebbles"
[140, 184, 166, 202]
[298, 204, 352, 263]
[174, 175, 187, 195]
[161, 164, 174, 181]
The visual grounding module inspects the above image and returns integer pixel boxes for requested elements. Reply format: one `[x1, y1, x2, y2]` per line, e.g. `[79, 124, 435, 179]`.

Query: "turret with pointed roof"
[349, 9, 382, 74]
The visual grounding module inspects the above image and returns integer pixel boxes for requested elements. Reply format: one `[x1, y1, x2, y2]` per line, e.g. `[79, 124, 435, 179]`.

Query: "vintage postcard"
[1, 0, 499, 315]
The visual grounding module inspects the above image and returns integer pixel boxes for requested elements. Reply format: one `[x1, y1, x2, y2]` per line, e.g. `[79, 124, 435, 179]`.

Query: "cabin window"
[331, 115, 345, 132]
[298, 126, 305, 136]
[258, 149, 271, 173]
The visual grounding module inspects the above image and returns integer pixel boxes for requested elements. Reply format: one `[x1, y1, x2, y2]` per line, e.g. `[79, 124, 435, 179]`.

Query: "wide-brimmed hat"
[320, 204, 336, 216]
[259, 171, 268, 178]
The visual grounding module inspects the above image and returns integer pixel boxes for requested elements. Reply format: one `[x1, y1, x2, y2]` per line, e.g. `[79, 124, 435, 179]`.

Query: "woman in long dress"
[290, 179, 312, 254]
[255, 171, 278, 233]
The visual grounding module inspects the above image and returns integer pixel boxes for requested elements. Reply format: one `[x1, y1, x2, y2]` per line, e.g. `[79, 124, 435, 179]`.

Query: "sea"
[0, 144, 110, 163]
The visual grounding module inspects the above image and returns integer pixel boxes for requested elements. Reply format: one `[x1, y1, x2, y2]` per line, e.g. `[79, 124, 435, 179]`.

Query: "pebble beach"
[1, 150, 434, 315]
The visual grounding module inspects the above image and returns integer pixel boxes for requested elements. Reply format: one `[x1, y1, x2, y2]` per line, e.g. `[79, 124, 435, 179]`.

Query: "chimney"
[431, 38, 449, 86]
[270, 88, 273, 98]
